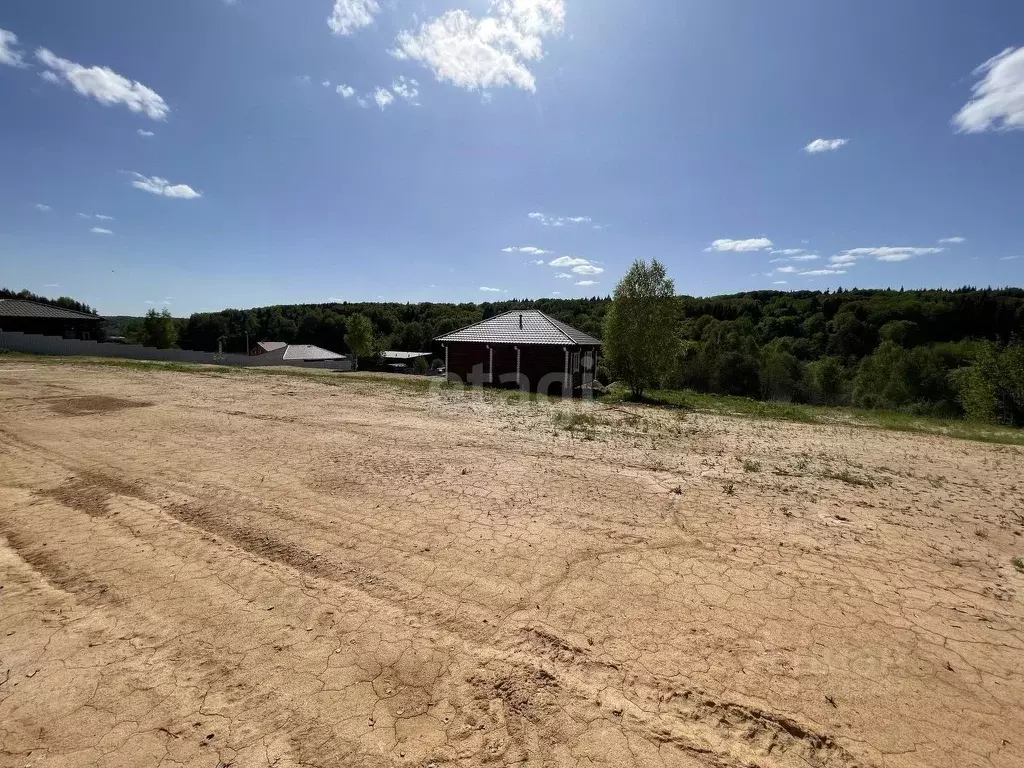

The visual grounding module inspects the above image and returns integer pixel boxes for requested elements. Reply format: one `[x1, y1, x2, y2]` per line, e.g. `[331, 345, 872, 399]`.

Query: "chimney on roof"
[519, 313, 523, 330]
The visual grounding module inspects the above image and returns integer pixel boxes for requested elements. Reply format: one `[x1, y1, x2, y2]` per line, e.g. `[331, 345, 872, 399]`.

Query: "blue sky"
[1, 0, 1023, 316]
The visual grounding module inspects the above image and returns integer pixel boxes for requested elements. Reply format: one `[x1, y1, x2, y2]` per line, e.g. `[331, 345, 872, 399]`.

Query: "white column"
[444, 344, 449, 382]
[516, 346, 521, 389]
[488, 345, 494, 384]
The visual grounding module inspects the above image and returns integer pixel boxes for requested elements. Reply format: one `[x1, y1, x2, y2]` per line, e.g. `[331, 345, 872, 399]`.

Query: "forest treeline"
[31, 286, 1024, 425]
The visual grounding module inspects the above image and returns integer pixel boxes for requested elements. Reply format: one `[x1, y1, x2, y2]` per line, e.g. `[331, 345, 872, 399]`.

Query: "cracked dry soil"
[0, 362, 1022, 768]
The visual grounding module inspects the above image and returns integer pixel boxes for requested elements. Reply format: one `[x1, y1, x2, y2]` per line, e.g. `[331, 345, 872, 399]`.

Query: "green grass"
[597, 386, 1024, 447]
[552, 411, 601, 431]
[821, 468, 875, 488]
[1013, 557, 1024, 574]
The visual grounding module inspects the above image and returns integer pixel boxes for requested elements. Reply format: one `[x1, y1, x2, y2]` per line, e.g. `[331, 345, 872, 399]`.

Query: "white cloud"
[773, 254, 820, 263]
[479, 286, 503, 292]
[800, 269, 846, 276]
[373, 86, 395, 110]
[528, 212, 593, 227]
[130, 172, 202, 199]
[95, 214, 114, 220]
[503, 246, 551, 254]
[772, 281, 787, 285]
[572, 264, 604, 275]
[137, 129, 155, 137]
[939, 236, 966, 244]
[322, 80, 331, 88]
[35, 203, 51, 212]
[36, 47, 169, 120]
[953, 47, 1024, 133]
[831, 246, 943, 264]
[39, 70, 60, 84]
[770, 248, 806, 256]
[528, 259, 545, 265]
[336, 84, 356, 99]
[706, 237, 773, 252]
[805, 138, 849, 154]
[775, 266, 798, 274]
[575, 280, 598, 286]
[555, 272, 572, 279]
[328, 0, 380, 36]
[548, 255, 590, 267]
[392, 75, 420, 104]
[0, 28, 26, 67]
[391, 0, 566, 93]
[90, 227, 113, 235]
[999, 255, 1021, 261]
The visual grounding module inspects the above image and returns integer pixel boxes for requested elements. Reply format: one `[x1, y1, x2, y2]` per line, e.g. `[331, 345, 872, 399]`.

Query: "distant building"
[0, 299, 104, 340]
[381, 350, 433, 372]
[251, 340, 287, 355]
[251, 343, 351, 369]
[435, 310, 600, 395]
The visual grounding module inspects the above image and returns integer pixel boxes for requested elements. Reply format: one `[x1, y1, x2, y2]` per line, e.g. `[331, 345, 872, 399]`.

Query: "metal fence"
[0, 331, 352, 371]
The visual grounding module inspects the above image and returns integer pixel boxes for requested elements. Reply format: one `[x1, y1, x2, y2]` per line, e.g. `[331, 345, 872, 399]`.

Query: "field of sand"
[0, 360, 1021, 768]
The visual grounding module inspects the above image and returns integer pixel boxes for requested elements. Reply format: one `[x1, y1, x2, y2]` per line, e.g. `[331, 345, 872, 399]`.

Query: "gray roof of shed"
[257, 341, 287, 352]
[435, 310, 601, 346]
[0, 299, 101, 320]
[281, 344, 347, 361]
[382, 350, 431, 360]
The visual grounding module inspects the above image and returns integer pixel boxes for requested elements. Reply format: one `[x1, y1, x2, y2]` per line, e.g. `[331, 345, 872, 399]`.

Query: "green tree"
[141, 309, 178, 349]
[853, 341, 911, 409]
[880, 320, 919, 348]
[760, 348, 802, 402]
[806, 356, 844, 405]
[345, 314, 375, 370]
[602, 259, 677, 398]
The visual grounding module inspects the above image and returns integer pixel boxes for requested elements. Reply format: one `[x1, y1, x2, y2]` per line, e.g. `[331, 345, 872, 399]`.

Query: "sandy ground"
[0, 361, 1022, 768]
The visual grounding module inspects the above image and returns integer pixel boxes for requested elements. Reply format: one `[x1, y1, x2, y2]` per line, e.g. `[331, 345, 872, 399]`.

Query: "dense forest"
[18, 286, 1024, 425]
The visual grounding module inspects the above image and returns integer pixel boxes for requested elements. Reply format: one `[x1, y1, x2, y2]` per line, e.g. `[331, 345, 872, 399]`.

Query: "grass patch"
[741, 459, 762, 473]
[552, 411, 601, 437]
[598, 386, 1024, 447]
[1013, 557, 1024, 573]
[821, 469, 874, 488]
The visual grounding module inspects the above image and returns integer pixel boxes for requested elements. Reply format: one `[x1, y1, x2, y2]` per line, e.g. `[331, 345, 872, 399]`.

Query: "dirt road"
[0, 361, 1021, 767]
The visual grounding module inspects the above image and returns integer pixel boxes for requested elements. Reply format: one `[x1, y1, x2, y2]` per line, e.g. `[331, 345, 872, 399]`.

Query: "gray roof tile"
[257, 341, 287, 352]
[0, 299, 102, 320]
[281, 344, 347, 361]
[435, 310, 601, 346]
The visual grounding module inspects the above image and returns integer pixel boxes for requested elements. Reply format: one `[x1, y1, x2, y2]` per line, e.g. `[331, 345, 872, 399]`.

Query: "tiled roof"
[0, 299, 102, 320]
[281, 344, 347, 361]
[435, 310, 601, 346]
